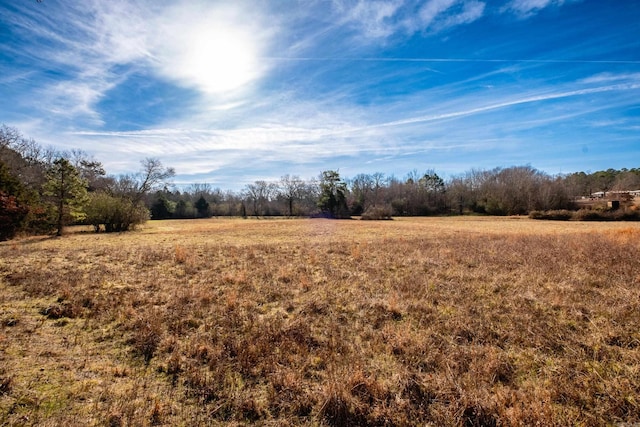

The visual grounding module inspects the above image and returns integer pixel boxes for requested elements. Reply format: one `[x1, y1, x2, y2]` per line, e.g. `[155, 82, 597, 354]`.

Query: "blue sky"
[1, 0, 639, 190]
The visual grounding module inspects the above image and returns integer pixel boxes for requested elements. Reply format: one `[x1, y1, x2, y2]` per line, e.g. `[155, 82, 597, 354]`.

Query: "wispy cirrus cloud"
[337, 0, 404, 38]
[369, 81, 640, 130]
[333, 0, 486, 40]
[501, 0, 580, 18]
[413, 0, 485, 33]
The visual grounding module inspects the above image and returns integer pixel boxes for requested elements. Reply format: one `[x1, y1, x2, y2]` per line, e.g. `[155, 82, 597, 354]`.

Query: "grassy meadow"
[1, 217, 639, 426]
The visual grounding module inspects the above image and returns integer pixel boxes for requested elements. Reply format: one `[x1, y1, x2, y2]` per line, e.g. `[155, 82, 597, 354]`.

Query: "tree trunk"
[57, 171, 65, 236]
[57, 198, 64, 236]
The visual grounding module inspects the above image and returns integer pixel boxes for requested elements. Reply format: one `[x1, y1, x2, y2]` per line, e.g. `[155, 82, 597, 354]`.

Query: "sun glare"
[155, 6, 263, 95]
[180, 25, 258, 94]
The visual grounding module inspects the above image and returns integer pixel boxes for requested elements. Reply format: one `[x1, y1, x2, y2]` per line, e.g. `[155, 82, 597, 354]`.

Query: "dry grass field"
[1, 217, 639, 426]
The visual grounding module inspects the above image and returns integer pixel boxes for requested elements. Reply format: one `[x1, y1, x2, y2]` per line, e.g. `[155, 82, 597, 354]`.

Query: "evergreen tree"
[43, 158, 88, 236]
[318, 170, 350, 218]
[195, 195, 210, 218]
[150, 195, 175, 219]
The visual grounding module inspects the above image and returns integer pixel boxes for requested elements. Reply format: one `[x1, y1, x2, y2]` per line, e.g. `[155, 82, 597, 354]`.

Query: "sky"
[1, 0, 639, 190]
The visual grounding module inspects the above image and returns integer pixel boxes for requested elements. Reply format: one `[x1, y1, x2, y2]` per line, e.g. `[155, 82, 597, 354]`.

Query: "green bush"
[85, 191, 149, 232]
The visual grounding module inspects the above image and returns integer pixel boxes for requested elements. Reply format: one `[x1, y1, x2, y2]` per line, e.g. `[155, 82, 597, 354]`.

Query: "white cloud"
[409, 0, 487, 34]
[334, 0, 486, 40]
[341, 0, 404, 38]
[42, 81, 112, 124]
[434, 1, 486, 30]
[502, 0, 578, 18]
[417, 0, 458, 28]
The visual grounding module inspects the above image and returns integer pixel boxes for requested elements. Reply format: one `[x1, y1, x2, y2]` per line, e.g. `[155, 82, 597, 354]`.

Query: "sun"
[154, 5, 264, 95]
[179, 24, 259, 94]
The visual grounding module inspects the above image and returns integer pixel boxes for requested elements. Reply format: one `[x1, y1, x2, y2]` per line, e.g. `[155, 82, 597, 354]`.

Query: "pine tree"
[317, 170, 350, 218]
[195, 195, 210, 218]
[44, 158, 88, 236]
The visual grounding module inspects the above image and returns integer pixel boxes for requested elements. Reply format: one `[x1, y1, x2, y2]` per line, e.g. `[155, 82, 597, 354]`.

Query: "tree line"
[150, 165, 640, 220]
[1, 124, 639, 240]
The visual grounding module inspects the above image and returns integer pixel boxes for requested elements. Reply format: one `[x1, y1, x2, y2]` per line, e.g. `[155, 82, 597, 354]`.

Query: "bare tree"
[0, 124, 21, 150]
[244, 180, 277, 217]
[279, 174, 305, 217]
[349, 173, 373, 215]
[187, 183, 213, 198]
[136, 158, 176, 200]
[0, 125, 55, 188]
[68, 149, 112, 191]
[371, 172, 385, 206]
[111, 158, 175, 202]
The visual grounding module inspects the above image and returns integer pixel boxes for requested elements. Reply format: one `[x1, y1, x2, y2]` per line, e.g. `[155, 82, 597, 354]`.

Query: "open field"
[1, 217, 640, 426]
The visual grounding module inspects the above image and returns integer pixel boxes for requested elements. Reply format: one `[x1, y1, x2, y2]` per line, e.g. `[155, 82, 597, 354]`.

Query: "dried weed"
[1, 218, 639, 425]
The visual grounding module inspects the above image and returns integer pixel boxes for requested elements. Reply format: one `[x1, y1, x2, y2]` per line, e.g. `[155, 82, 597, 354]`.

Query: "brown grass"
[1, 217, 639, 426]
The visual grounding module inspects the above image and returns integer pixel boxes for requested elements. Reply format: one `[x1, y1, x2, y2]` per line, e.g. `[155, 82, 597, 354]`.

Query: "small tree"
[44, 158, 88, 236]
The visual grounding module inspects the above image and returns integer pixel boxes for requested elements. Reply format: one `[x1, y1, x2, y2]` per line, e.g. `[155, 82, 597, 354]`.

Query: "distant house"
[591, 190, 640, 199]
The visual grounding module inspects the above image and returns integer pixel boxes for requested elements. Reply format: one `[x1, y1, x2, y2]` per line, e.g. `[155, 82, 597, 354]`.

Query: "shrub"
[531, 208, 640, 222]
[528, 210, 544, 220]
[528, 210, 572, 221]
[0, 191, 29, 240]
[572, 209, 609, 221]
[608, 208, 640, 221]
[85, 191, 149, 232]
[360, 205, 393, 220]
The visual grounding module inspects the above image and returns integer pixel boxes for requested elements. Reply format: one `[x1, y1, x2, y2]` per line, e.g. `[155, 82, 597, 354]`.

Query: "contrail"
[264, 57, 640, 64]
[366, 82, 640, 129]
